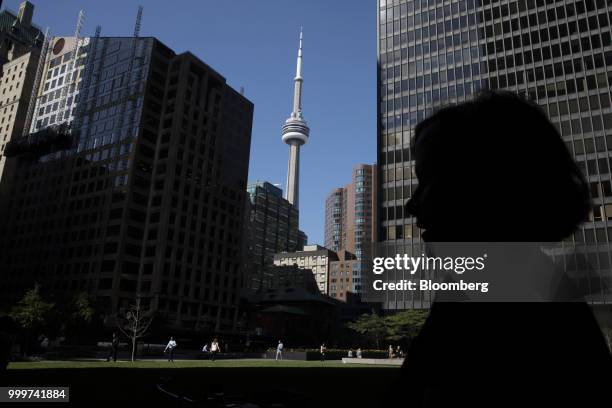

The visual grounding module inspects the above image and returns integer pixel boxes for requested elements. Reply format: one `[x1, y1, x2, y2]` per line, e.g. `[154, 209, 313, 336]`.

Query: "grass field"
[8, 358, 400, 369]
[3, 359, 401, 407]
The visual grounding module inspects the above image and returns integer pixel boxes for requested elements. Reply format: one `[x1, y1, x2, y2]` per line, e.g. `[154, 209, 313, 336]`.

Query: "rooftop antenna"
[70, 24, 102, 143]
[56, 9, 85, 127]
[23, 27, 51, 136]
[113, 5, 146, 145]
[133, 5, 143, 37]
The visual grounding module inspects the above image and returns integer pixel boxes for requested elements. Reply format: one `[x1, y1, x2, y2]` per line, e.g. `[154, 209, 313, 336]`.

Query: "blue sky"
[7, 0, 377, 245]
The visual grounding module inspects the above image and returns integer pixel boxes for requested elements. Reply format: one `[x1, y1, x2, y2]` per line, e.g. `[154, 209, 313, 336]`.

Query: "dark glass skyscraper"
[0, 36, 254, 332]
[377, 0, 612, 308]
[246, 180, 299, 268]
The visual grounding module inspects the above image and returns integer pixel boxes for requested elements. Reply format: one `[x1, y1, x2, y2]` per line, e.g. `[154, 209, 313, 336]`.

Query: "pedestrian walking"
[107, 332, 119, 362]
[164, 337, 177, 362]
[276, 340, 284, 360]
[210, 338, 220, 361]
[320, 343, 326, 362]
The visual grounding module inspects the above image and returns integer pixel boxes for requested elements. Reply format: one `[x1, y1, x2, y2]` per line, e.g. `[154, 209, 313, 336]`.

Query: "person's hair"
[411, 91, 590, 241]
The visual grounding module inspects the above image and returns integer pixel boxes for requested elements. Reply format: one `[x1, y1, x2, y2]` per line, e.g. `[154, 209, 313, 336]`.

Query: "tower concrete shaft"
[286, 141, 300, 210]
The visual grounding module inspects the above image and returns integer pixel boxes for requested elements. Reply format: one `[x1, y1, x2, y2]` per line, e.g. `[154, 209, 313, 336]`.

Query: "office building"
[328, 250, 365, 302]
[0, 1, 41, 65]
[297, 228, 308, 249]
[246, 180, 299, 267]
[0, 49, 39, 183]
[0, 1, 42, 185]
[274, 244, 338, 295]
[324, 164, 377, 259]
[377, 0, 612, 308]
[325, 188, 344, 253]
[0, 35, 253, 332]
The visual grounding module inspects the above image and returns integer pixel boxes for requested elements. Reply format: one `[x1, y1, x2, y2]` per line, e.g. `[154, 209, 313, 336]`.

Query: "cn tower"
[282, 28, 309, 210]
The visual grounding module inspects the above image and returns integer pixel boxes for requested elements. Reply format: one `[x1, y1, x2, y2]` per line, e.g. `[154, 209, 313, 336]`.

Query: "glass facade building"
[324, 187, 344, 252]
[246, 180, 299, 268]
[31, 36, 154, 161]
[377, 0, 612, 308]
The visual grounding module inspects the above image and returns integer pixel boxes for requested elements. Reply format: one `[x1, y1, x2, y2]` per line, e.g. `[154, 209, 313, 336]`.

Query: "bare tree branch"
[115, 295, 155, 362]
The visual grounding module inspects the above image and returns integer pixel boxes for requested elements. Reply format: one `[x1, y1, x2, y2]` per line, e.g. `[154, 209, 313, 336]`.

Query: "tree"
[347, 310, 429, 349]
[384, 309, 428, 343]
[71, 292, 94, 324]
[347, 313, 387, 348]
[116, 296, 154, 362]
[10, 285, 54, 355]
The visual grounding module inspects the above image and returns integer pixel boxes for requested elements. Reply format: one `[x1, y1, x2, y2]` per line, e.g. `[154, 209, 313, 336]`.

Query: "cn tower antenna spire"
[296, 27, 303, 78]
[292, 27, 304, 117]
[282, 27, 310, 211]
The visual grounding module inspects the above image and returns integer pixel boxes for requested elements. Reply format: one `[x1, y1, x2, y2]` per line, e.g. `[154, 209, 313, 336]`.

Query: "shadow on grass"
[2, 366, 400, 408]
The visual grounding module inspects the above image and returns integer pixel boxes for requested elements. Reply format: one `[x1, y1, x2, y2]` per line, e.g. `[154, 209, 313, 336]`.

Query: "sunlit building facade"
[324, 164, 377, 259]
[377, 0, 612, 308]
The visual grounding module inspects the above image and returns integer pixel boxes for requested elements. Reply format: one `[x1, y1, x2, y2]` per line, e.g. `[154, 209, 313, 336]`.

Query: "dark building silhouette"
[0, 1, 41, 66]
[245, 180, 300, 291]
[0, 36, 253, 333]
[242, 263, 340, 347]
[246, 181, 299, 267]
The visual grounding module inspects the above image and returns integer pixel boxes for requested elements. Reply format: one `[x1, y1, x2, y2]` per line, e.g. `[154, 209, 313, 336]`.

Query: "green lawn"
[8, 358, 400, 369]
[5, 359, 401, 407]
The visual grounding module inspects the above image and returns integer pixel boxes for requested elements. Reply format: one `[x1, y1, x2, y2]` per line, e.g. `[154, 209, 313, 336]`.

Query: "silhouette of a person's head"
[405, 91, 590, 242]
